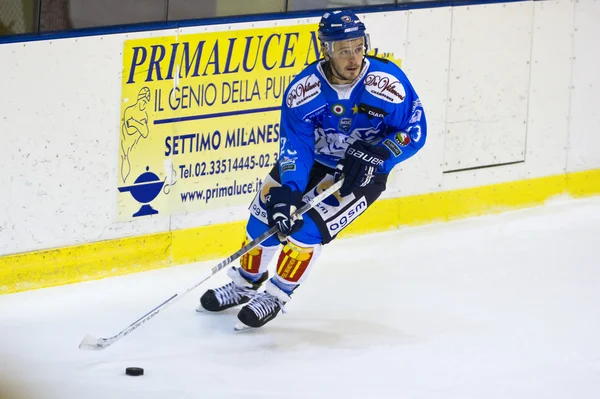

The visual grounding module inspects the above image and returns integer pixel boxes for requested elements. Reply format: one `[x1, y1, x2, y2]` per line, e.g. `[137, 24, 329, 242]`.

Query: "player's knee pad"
[239, 234, 280, 278]
[274, 236, 322, 287]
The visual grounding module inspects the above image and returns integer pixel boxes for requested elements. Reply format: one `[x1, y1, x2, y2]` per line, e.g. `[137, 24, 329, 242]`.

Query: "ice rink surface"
[1, 196, 599, 399]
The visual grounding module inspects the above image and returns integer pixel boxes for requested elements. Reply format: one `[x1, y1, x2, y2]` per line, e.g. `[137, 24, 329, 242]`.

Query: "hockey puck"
[125, 367, 144, 376]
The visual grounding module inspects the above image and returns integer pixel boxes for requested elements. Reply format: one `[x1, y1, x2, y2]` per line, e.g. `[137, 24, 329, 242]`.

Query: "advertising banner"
[117, 25, 322, 220]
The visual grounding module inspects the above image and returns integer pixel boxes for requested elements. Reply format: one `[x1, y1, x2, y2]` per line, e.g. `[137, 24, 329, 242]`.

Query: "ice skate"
[235, 279, 291, 330]
[197, 267, 267, 312]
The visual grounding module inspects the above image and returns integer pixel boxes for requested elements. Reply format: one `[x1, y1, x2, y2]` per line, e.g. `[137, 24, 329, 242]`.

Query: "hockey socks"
[239, 235, 280, 281]
[236, 238, 322, 329]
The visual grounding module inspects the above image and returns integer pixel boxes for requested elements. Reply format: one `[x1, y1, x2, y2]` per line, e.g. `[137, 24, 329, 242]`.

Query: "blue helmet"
[318, 10, 366, 43]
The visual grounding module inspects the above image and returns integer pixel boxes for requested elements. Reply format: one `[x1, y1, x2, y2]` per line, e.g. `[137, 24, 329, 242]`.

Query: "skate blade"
[234, 322, 255, 332]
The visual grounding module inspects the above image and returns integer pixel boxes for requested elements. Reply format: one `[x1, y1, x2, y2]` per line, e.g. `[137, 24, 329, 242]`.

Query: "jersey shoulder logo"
[364, 71, 406, 104]
[286, 74, 322, 109]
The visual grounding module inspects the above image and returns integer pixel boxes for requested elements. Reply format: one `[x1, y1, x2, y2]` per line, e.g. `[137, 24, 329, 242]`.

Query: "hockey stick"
[79, 179, 344, 350]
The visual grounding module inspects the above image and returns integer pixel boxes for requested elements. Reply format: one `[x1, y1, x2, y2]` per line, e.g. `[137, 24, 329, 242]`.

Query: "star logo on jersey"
[331, 104, 345, 116]
[351, 104, 359, 114]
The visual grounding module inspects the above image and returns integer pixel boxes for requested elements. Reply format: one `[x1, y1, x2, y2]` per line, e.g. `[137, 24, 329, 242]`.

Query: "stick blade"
[78, 334, 105, 350]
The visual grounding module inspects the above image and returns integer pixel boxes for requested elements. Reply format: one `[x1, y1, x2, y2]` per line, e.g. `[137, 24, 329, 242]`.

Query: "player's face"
[326, 37, 365, 83]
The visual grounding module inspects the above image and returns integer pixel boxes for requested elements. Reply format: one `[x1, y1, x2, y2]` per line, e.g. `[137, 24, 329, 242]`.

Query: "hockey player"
[198, 9, 427, 329]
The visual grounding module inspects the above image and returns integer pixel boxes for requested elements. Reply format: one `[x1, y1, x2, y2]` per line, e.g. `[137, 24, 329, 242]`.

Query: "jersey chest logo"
[338, 118, 352, 133]
[331, 104, 345, 116]
[287, 74, 321, 108]
[364, 72, 406, 104]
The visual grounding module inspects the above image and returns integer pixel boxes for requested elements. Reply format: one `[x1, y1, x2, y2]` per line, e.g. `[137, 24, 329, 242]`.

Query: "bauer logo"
[364, 72, 405, 104]
[326, 196, 368, 236]
[347, 148, 384, 166]
[287, 74, 321, 108]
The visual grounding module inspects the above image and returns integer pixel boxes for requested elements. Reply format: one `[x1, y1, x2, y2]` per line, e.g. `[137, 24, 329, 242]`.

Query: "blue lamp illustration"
[118, 166, 165, 217]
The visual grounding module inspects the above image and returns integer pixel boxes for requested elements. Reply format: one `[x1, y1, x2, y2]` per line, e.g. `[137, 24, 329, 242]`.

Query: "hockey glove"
[336, 140, 390, 197]
[266, 185, 305, 241]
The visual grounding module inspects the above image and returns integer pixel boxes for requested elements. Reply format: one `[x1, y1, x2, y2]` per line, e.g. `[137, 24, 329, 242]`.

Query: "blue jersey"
[278, 56, 427, 193]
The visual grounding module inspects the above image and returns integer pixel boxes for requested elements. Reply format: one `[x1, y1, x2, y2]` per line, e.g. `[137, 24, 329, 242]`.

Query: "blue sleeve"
[278, 104, 317, 193]
[376, 87, 427, 174]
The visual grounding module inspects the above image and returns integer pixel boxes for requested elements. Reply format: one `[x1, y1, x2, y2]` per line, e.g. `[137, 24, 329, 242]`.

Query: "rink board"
[1, 168, 598, 294]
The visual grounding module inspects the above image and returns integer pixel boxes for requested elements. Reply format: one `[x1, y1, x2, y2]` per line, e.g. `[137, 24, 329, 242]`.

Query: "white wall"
[568, 0, 600, 172]
[0, 0, 598, 256]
